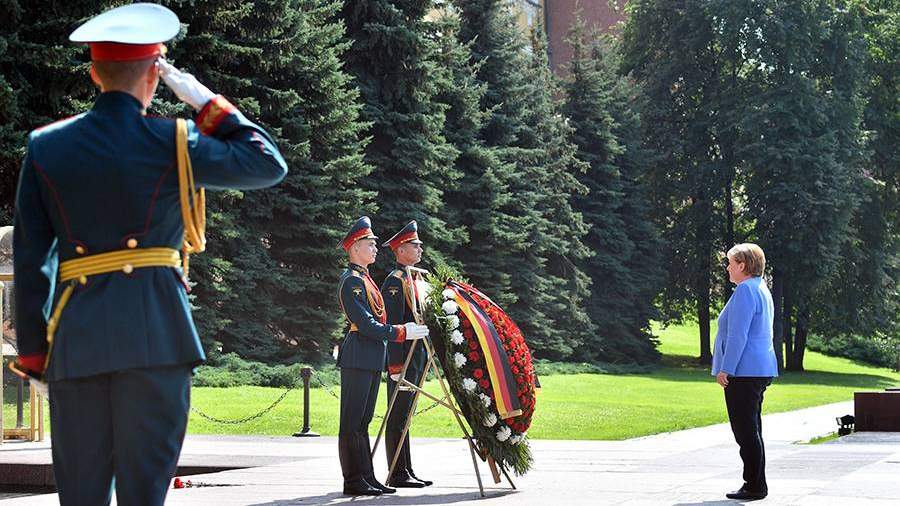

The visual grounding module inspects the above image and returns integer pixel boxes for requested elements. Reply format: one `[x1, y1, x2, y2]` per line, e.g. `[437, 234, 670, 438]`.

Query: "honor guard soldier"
[337, 216, 429, 496]
[381, 220, 433, 488]
[11, 4, 287, 505]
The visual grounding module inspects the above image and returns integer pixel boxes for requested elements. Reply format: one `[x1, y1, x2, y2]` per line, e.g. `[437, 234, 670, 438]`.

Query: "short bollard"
[292, 367, 320, 437]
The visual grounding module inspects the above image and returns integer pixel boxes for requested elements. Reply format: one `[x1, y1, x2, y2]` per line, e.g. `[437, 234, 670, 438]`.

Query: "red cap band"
[90, 42, 163, 61]
[387, 230, 418, 250]
[342, 228, 374, 252]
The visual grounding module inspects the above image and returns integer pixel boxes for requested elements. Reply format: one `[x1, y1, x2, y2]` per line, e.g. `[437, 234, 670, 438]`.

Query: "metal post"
[292, 367, 319, 437]
[16, 377, 24, 428]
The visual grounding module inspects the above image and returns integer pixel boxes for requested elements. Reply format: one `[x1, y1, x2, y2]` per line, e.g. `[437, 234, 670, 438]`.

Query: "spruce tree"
[517, 24, 593, 359]
[0, 1, 123, 220]
[563, 19, 661, 364]
[159, 0, 375, 362]
[455, 0, 593, 359]
[430, 13, 518, 303]
[340, 0, 462, 276]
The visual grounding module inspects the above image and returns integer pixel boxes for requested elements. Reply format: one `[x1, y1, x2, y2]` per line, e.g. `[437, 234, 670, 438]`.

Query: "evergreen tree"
[517, 23, 593, 359]
[340, 0, 462, 276]
[0, 1, 123, 221]
[162, 0, 374, 362]
[562, 18, 661, 364]
[455, 0, 592, 359]
[430, 13, 518, 303]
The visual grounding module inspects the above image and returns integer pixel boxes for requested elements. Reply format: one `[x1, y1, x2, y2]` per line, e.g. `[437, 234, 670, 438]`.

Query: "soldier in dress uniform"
[336, 216, 429, 496]
[381, 220, 433, 488]
[11, 4, 287, 505]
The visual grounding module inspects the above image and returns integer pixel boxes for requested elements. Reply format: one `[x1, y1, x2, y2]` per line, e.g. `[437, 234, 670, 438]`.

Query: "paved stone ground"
[2, 401, 899, 505]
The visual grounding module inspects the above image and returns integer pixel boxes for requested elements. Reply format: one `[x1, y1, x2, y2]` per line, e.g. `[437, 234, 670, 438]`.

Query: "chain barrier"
[190, 384, 297, 425]
[192, 371, 442, 426]
[313, 373, 441, 418]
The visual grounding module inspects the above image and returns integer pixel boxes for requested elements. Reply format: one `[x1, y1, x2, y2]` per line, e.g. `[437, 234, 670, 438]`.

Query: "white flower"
[479, 393, 492, 407]
[453, 352, 467, 368]
[482, 413, 497, 427]
[496, 426, 512, 442]
[450, 330, 465, 345]
[446, 315, 460, 329]
[462, 378, 477, 392]
[509, 434, 521, 445]
[442, 288, 456, 300]
[442, 300, 459, 315]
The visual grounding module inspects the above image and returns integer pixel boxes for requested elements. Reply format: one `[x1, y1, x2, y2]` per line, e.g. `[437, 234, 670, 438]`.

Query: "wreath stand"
[370, 267, 516, 497]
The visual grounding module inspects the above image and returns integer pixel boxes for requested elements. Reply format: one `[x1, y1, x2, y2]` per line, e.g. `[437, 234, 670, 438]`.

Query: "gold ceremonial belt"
[43, 247, 182, 370]
[59, 247, 181, 282]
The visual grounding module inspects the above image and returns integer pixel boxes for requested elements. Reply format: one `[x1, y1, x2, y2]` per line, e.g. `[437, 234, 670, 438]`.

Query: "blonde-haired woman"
[712, 243, 778, 501]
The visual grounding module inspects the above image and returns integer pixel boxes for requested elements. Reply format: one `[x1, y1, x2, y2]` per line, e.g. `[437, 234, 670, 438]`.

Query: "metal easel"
[370, 266, 515, 496]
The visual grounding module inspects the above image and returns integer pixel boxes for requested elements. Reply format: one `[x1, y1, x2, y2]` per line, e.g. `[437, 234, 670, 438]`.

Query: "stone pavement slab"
[2, 401, 898, 505]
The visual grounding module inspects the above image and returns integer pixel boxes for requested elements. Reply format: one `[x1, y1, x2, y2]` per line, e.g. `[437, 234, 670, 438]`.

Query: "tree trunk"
[698, 255, 712, 365]
[792, 302, 809, 372]
[698, 289, 712, 365]
[771, 267, 784, 373]
[723, 177, 735, 303]
[783, 279, 796, 371]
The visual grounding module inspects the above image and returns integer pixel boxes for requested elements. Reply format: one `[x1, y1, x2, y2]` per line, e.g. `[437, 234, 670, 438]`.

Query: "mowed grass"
[184, 323, 900, 440]
[6, 323, 898, 439]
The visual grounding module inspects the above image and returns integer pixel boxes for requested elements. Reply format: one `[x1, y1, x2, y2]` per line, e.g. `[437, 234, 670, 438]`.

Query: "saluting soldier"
[381, 220, 433, 488]
[11, 4, 287, 505]
[337, 216, 429, 496]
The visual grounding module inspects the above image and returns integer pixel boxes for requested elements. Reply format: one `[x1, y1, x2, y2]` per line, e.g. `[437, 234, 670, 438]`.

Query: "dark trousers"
[385, 364, 425, 480]
[49, 364, 192, 506]
[339, 367, 380, 484]
[724, 376, 773, 493]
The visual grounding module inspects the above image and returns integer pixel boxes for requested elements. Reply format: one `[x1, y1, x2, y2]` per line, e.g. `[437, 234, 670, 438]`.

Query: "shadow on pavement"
[250, 489, 517, 505]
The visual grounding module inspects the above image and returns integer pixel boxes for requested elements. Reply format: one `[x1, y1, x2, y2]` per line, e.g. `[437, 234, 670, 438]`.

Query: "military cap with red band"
[69, 3, 180, 62]
[382, 220, 423, 251]
[340, 216, 379, 252]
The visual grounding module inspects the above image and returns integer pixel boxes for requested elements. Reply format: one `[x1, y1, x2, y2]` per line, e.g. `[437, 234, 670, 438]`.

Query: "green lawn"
[184, 323, 900, 439]
[6, 323, 900, 440]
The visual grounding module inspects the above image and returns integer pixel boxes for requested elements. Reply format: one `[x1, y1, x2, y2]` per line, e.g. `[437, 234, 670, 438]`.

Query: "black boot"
[361, 433, 396, 494]
[340, 434, 380, 496]
[402, 433, 432, 486]
[386, 431, 424, 488]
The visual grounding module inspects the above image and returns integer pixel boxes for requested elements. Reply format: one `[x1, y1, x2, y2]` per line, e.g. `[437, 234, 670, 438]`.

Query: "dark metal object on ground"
[854, 391, 900, 431]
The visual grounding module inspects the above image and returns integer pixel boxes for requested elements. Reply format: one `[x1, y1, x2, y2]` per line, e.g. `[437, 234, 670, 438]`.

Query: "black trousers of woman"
[724, 376, 773, 494]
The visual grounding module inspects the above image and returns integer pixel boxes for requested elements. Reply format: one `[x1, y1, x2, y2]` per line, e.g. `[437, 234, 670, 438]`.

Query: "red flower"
[479, 379, 490, 390]
[468, 340, 478, 350]
[473, 369, 484, 379]
[468, 351, 481, 362]
[463, 329, 474, 339]
[511, 365, 519, 375]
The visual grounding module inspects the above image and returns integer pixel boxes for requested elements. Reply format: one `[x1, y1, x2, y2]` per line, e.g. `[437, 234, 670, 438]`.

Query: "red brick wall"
[544, 0, 626, 74]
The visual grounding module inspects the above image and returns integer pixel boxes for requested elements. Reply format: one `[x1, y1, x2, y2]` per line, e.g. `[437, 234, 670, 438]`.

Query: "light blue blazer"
[711, 276, 779, 377]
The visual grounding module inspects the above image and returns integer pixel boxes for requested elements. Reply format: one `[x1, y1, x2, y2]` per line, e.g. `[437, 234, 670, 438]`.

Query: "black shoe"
[408, 472, 433, 487]
[726, 487, 767, 500]
[365, 476, 396, 494]
[388, 476, 426, 488]
[343, 479, 382, 496]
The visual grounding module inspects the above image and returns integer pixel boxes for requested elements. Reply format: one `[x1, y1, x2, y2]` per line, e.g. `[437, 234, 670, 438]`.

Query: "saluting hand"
[157, 58, 216, 111]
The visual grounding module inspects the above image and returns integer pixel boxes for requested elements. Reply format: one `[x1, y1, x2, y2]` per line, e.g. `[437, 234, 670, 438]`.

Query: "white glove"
[158, 59, 216, 111]
[390, 373, 401, 382]
[404, 322, 429, 341]
[30, 378, 49, 398]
